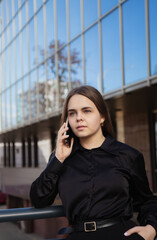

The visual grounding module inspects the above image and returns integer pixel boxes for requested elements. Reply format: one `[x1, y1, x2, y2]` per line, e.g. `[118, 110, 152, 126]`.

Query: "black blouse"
[30, 135, 157, 231]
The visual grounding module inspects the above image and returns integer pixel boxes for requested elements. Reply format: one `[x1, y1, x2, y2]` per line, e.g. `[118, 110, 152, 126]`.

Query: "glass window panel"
[1, 93, 6, 129]
[149, 0, 157, 75]
[101, 0, 118, 15]
[69, 0, 81, 39]
[58, 47, 69, 107]
[123, 0, 147, 85]
[46, 0, 55, 58]
[84, 0, 98, 29]
[37, 8, 45, 63]
[102, 10, 121, 92]
[22, 27, 29, 75]
[15, 13, 19, 36]
[14, 0, 19, 15]
[23, 76, 30, 122]
[28, 0, 34, 19]
[6, 89, 11, 128]
[36, 0, 43, 10]
[10, 42, 15, 85]
[4, 29, 8, 49]
[84, 24, 100, 90]
[30, 70, 38, 120]
[17, 80, 23, 124]
[29, 18, 36, 70]
[8, 0, 12, 23]
[46, 58, 58, 113]
[70, 37, 83, 87]
[5, 49, 10, 88]
[21, 4, 26, 28]
[3, 0, 7, 29]
[9, 21, 13, 40]
[57, 0, 67, 47]
[1, 53, 5, 91]
[16, 35, 22, 79]
[38, 64, 46, 115]
[11, 84, 17, 126]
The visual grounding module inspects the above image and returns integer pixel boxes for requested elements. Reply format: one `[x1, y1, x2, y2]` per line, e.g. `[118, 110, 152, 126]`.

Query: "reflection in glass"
[46, 0, 55, 58]
[29, 19, 36, 70]
[11, 84, 17, 126]
[1, 93, 6, 129]
[17, 80, 23, 124]
[30, 70, 38, 120]
[21, 4, 26, 28]
[36, 0, 43, 10]
[28, 0, 34, 19]
[5, 49, 10, 88]
[16, 35, 22, 79]
[14, 0, 19, 16]
[149, 0, 157, 75]
[101, 0, 118, 15]
[22, 28, 29, 75]
[6, 89, 11, 128]
[70, 37, 83, 87]
[3, 0, 7, 29]
[14, 13, 19, 36]
[57, 0, 67, 47]
[8, 0, 12, 22]
[10, 42, 15, 85]
[37, 8, 45, 63]
[23, 76, 30, 122]
[102, 10, 121, 92]
[38, 64, 46, 116]
[123, 0, 147, 84]
[84, 0, 98, 29]
[69, 0, 81, 39]
[85, 25, 100, 90]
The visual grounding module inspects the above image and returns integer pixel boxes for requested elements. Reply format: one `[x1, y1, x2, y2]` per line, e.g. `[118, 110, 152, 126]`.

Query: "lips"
[76, 126, 86, 130]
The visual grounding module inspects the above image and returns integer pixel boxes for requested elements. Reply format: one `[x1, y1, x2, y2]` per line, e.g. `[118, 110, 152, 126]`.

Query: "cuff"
[45, 154, 64, 175]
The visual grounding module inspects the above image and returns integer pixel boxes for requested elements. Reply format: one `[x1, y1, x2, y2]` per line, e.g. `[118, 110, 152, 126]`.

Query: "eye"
[68, 112, 75, 117]
[84, 109, 91, 113]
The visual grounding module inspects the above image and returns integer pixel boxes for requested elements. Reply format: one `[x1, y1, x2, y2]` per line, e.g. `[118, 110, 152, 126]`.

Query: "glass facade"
[0, 0, 157, 132]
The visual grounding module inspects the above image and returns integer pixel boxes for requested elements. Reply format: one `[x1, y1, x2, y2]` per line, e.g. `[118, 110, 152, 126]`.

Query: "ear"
[100, 117, 105, 125]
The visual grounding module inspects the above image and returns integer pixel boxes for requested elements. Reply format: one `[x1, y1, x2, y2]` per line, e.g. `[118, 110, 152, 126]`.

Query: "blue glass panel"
[29, 18, 36, 70]
[46, 0, 55, 57]
[21, 4, 26, 28]
[30, 70, 38, 120]
[3, 0, 7, 29]
[10, 42, 15, 84]
[84, 0, 98, 29]
[14, 0, 19, 15]
[38, 64, 46, 115]
[37, 8, 45, 63]
[22, 27, 29, 75]
[57, 0, 67, 47]
[84, 24, 100, 90]
[36, 0, 43, 10]
[149, 0, 157, 75]
[101, 0, 118, 15]
[123, 0, 147, 84]
[69, 0, 81, 39]
[102, 10, 121, 92]
[5, 49, 10, 88]
[23, 75, 29, 122]
[8, 0, 12, 23]
[11, 84, 17, 126]
[16, 35, 22, 79]
[70, 37, 83, 86]
[28, 0, 34, 19]
[15, 13, 19, 35]
[17, 80, 23, 123]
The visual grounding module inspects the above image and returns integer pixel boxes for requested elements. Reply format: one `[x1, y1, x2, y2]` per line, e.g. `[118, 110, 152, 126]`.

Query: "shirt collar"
[70, 135, 118, 157]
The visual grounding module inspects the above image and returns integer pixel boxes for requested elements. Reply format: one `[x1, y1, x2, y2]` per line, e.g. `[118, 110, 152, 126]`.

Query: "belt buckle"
[84, 221, 96, 232]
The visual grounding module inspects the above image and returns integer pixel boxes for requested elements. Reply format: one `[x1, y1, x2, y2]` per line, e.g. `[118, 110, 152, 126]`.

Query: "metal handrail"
[0, 205, 64, 222]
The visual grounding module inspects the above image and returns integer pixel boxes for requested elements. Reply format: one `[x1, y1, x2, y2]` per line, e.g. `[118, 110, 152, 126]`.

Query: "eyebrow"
[68, 106, 93, 112]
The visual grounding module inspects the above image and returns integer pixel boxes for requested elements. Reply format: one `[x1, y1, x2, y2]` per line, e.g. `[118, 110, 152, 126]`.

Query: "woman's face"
[67, 94, 105, 140]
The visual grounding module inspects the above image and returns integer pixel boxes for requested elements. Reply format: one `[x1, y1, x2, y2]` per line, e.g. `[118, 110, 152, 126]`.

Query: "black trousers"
[67, 220, 145, 240]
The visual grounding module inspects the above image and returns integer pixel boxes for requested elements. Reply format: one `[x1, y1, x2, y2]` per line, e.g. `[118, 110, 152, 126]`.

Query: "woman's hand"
[124, 224, 156, 240]
[55, 122, 74, 163]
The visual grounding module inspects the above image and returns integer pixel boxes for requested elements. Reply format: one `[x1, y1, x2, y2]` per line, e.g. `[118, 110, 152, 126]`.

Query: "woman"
[30, 85, 157, 240]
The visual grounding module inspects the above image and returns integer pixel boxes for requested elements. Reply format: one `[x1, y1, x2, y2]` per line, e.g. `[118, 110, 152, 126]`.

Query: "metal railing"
[0, 205, 64, 222]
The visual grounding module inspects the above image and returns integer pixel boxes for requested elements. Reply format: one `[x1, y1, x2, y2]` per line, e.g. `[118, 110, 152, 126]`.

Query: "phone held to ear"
[64, 118, 73, 147]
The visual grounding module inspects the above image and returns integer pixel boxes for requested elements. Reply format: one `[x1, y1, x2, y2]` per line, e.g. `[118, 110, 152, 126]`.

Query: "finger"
[124, 226, 140, 236]
[69, 138, 74, 149]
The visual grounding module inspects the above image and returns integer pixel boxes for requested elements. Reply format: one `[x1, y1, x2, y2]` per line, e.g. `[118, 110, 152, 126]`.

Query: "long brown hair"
[61, 85, 114, 137]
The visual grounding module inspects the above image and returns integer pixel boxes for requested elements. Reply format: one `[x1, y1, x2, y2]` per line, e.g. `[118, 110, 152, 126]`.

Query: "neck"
[80, 134, 105, 150]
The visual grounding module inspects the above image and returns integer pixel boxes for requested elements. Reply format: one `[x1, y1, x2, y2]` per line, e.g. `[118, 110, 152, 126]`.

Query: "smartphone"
[64, 118, 73, 147]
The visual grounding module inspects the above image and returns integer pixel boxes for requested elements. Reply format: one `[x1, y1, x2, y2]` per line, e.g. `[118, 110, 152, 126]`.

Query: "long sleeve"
[30, 154, 64, 208]
[130, 153, 157, 231]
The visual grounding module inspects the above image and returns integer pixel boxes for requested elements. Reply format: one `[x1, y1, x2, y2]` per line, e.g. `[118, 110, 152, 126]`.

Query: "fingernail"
[124, 232, 128, 236]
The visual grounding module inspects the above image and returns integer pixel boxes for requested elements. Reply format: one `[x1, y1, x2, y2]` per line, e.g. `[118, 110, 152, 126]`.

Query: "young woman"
[30, 85, 157, 240]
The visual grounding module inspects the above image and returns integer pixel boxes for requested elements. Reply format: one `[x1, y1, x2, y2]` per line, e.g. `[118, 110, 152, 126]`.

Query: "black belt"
[72, 217, 122, 232]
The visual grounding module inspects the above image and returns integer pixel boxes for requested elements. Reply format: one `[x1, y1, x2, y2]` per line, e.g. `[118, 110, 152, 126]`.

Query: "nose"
[76, 112, 83, 121]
